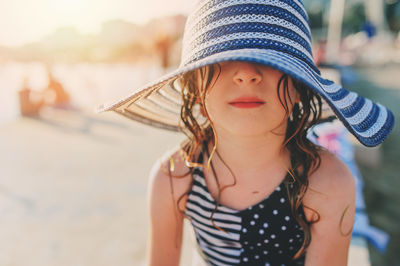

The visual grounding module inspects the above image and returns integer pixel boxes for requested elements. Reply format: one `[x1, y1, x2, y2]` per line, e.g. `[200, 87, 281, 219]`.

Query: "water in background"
[0, 61, 165, 125]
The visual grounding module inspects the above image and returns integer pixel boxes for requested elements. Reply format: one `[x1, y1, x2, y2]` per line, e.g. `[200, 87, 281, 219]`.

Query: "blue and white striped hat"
[98, 0, 394, 147]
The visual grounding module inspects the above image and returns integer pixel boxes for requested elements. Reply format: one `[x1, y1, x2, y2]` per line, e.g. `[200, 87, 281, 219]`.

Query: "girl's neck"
[205, 129, 290, 179]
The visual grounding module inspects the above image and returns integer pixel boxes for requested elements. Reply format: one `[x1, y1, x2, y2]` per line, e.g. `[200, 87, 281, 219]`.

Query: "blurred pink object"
[317, 131, 341, 155]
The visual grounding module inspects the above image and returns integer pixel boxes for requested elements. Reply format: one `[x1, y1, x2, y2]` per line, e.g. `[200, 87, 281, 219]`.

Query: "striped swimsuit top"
[184, 152, 309, 266]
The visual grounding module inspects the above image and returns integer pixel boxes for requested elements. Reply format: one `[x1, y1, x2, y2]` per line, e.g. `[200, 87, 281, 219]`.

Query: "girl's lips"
[229, 102, 265, 108]
[229, 97, 265, 108]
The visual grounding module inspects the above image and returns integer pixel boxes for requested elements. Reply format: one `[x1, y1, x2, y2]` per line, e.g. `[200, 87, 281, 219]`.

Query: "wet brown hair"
[165, 63, 342, 260]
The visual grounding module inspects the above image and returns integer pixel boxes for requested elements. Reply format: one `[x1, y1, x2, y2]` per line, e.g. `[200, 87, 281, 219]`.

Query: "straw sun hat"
[97, 0, 394, 147]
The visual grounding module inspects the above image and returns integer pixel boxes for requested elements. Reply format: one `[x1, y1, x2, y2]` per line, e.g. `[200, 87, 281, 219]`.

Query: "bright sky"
[0, 0, 195, 47]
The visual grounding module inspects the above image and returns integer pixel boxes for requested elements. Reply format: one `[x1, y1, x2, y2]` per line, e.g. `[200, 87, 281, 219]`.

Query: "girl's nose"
[233, 62, 262, 85]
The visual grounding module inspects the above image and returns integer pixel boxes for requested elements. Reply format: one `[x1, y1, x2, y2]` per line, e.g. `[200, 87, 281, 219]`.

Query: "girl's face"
[203, 61, 298, 137]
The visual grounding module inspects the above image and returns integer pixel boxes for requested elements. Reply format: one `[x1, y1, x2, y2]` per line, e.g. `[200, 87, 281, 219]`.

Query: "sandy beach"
[0, 107, 197, 266]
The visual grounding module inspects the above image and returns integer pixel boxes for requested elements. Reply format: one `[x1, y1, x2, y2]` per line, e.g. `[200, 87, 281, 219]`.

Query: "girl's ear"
[294, 91, 300, 103]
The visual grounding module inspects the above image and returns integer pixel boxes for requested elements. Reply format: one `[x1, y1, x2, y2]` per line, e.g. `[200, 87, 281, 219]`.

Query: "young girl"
[98, 0, 394, 265]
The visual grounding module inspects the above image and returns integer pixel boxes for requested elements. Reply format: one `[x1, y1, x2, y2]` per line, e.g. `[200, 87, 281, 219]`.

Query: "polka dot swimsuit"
[184, 152, 309, 266]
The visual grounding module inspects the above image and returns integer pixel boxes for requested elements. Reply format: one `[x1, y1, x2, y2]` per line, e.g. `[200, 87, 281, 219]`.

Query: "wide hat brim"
[97, 48, 394, 147]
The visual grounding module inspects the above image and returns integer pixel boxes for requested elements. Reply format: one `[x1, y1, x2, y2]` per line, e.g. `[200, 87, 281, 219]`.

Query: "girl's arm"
[303, 151, 356, 266]
[146, 152, 191, 266]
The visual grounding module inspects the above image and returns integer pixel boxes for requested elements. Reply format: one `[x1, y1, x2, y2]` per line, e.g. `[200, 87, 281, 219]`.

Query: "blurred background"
[0, 0, 399, 265]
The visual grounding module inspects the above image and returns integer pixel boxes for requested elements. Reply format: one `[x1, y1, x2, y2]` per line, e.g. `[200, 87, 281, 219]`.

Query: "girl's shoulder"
[302, 149, 356, 222]
[148, 145, 194, 211]
[308, 149, 355, 193]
